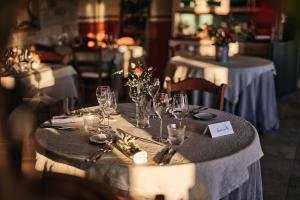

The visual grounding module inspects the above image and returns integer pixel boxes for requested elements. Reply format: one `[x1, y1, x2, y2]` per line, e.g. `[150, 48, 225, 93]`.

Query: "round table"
[165, 55, 279, 133]
[35, 103, 263, 200]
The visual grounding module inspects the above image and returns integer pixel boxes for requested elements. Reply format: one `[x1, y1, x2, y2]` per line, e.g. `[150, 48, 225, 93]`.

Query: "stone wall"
[9, 0, 79, 47]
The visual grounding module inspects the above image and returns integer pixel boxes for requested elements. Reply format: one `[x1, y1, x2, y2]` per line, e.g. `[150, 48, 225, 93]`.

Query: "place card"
[207, 121, 234, 138]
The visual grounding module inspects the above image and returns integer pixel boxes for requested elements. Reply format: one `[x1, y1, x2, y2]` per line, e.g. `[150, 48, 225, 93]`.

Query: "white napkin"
[48, 115, 82, 124]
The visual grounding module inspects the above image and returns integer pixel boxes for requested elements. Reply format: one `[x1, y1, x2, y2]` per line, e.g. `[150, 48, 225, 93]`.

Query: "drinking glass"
[129, 87, 141, 123]
[167, 124, 186, 149]
[153, 93, 170, 142]
[96, 85, 110, 129]
[83, 114, 98, 133]
[96, 85, 110, 105]
[147, 78, 160, 99]
[102, 91, 117, 135]
[170, 93, 189, 127]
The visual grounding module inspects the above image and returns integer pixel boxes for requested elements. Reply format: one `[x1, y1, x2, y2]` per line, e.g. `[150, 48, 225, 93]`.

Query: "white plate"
[193, 112, 216, 120]
[89, 134, 107, 144]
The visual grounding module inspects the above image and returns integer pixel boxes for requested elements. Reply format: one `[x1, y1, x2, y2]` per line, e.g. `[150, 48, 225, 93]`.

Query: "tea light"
[133, 150, 148, 164]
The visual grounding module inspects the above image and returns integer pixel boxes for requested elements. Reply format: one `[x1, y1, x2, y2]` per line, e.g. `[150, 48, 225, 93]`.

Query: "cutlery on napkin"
[153, 146, 176, 165]
[40, 124, 78, 131]
[159, 147, 176, 165]
[85, 146, 111, 163]
[116, 128, 164, 146]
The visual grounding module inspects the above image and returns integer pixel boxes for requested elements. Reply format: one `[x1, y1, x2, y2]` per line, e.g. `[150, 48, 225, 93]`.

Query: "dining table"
[11, 63, 78, 100]
[34, 103, 263, 200]
[165, 55, 279, 133]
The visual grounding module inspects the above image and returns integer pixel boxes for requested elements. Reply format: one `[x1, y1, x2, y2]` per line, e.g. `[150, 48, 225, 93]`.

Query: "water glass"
[83, 114, 98, 133]
[167, 124, 186, 148]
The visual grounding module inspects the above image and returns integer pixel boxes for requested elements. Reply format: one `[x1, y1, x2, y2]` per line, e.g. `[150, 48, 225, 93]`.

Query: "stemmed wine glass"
[147, 78, 160, 100]
[170, 93, 189, 127]
[153, 93, 170, 142]
[96, 86, 110, 129]
[102, 91, 117, 136]
[129, 87, 142, 126]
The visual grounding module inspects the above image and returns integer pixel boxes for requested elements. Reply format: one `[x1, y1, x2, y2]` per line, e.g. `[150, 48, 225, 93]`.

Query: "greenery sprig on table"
[117, 132, 140, 154]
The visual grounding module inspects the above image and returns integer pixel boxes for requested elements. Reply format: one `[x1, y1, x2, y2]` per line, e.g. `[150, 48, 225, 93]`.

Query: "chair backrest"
[72, 46, 103, 80]
[166, 78, 226, 110]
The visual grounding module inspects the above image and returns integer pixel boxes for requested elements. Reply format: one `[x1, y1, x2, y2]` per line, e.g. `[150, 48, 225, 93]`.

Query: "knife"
[40, 124, 78, 131]
[159, 147, 176, 165]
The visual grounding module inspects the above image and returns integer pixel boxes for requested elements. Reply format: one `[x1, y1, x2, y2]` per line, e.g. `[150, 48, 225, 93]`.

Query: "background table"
[165, 55, 279, 133]
[100, 45, 145, 92]
[35, 103, 263, 200]
[19, 63, 78, 100]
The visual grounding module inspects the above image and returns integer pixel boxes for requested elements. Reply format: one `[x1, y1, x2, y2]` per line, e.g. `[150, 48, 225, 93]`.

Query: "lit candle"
[133, 150, 148, 164]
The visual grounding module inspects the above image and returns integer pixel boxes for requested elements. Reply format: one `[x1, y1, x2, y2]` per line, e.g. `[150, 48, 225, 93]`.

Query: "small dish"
[193, 112, 216, 120]
[89, 134, 107, 144]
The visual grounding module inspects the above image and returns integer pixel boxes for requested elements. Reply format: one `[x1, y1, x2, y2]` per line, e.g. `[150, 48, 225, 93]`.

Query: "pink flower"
[133, 67, 144, 77]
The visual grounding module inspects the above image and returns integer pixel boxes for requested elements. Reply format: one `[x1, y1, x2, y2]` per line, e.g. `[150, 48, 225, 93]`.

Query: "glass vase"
[216, 45, 229, 63]
[135, 97, 150, 128]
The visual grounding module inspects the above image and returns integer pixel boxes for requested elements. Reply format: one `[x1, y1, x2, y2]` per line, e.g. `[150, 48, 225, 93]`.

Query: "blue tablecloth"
[165, 55, 279, 133]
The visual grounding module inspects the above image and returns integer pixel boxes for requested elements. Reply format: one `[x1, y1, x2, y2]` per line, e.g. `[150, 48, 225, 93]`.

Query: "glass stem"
[135, 102, 139, 126]
[179, 119, 182, 128]
[160, 118, 163, 142]
[107, 114, 110, 128]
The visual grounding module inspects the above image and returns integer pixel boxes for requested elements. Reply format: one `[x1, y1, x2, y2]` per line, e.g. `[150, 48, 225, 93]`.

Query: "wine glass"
[153, 93, 170, 142]
[96, 86, 110, 105]
[147, 78, 160, 99]
[96, 86, 110, 129]
[129, 87, 142, 125]
[170, 93, 189, 127]
[102, 91, 117, 136]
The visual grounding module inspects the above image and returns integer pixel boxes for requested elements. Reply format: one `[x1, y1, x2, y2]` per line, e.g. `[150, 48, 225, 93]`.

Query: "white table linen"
[20, 64, 78, 99]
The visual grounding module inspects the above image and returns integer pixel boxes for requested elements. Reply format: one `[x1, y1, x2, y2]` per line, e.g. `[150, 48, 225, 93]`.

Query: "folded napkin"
[47, 115, 82, 124]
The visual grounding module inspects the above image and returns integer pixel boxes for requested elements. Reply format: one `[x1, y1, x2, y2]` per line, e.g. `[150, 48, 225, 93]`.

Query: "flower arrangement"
[207, 22, 238, 46]
[0, 47, 40, 75]
[115, 62, 154, 96]
[126, 63, 153, 88]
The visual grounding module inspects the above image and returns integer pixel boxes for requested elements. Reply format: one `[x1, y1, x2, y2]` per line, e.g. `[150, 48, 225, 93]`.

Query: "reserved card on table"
[208, 121, 234, 138]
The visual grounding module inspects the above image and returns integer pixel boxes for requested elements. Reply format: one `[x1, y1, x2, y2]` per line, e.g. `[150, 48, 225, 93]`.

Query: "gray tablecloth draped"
[35, 103, 263, 200]
[225, 71, 279, 133]
[165, 55, 279, 133]
[221, 161, 262, 200]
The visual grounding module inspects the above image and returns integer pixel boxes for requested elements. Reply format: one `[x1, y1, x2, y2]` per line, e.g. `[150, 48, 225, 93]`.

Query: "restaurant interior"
[0, 0, 300, 199]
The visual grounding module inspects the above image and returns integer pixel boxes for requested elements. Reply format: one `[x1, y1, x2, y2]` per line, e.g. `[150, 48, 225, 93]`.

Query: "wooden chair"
[73, 46, 110, 105]
[30, 43, 70, 65]
[166, 78, 227, 110]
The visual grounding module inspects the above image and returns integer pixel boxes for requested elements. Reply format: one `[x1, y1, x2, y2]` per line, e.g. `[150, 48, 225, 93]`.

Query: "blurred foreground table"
[35, 103, 263, 200]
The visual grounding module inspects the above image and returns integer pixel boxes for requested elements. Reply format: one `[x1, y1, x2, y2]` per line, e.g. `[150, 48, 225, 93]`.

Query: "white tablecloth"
[35, 103, 263, 200]
[165, 55, 279, 132]
[20, 64, 78, 100]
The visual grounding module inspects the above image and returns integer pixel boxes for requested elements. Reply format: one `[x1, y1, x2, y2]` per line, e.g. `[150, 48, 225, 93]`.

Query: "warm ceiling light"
[87, 41, 96, 48]
[86, 32, 96, 39]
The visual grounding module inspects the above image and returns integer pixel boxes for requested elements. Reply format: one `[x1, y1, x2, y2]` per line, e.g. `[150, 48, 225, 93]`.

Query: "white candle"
[133, 151, 148, 164]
